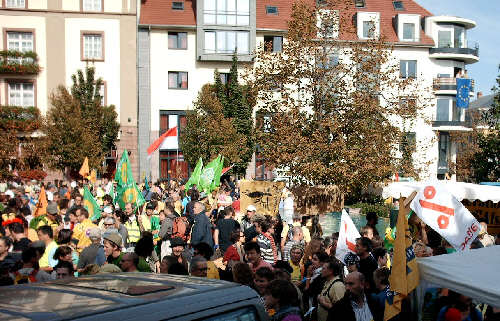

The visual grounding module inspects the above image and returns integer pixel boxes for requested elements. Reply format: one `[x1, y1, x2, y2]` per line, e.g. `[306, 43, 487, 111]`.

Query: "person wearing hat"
[30, 201, 59, 236]
[140, 202, 160, 239]
[103, 232, 124, 267]
[77, 227, 105, 271]
[98, 207, 114, 230]
[170, 237, 190, 270]
[242, 205, 256, 232]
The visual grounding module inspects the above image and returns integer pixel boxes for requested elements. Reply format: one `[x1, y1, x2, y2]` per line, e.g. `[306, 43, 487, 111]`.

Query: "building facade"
[0, 0, 138, 179]
[138, 0, 478, 182]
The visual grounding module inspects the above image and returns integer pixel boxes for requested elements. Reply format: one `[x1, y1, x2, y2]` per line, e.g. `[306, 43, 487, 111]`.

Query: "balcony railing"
[0, 106, 41, 132]
[433, 77, 475, 92]
[430, 42, 480, 57]
[0, 51, 41, 75]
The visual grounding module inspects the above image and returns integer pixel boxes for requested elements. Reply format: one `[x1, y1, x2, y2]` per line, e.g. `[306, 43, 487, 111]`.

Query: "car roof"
[0, 273, 257, 321]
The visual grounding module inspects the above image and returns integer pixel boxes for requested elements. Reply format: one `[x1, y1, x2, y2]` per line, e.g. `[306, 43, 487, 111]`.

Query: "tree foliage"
[181, 55, 255, 175]
[43, 66, 119, 174]
[247, 0, 430, 192]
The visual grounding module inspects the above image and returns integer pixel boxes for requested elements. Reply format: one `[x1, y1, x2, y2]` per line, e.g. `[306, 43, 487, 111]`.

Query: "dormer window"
[355, 0, 365, 8]
[266, 6, 278, 15]
[172, 2, 184, 10]
[393, 1, 404, 11]
[403, 23, 415, 41]
[357, 12, 380, 39]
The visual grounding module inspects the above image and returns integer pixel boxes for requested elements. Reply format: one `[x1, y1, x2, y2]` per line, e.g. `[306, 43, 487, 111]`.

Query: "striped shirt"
[257, 234, 276, 264]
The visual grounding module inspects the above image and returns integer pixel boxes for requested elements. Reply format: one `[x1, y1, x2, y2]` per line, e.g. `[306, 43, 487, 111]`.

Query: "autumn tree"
[181, 55, 255, 175]
[43, 66, 119, 175]
[248, 0, 431, 193]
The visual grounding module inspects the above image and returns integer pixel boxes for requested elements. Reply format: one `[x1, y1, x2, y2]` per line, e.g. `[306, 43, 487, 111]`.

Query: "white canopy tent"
[382, 181, 500, 203]
[417, 246, 500, 306]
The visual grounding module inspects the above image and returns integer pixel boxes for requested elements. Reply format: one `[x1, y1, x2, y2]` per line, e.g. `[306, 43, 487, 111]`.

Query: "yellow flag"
[79, 157, 90, 178]
[34, 186, 48, 217]
[384, 197, 419, 321]
[87, 169, 97, 185]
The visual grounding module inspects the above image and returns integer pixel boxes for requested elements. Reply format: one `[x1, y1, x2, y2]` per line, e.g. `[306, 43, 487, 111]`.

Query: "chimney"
[477, 91, 483, 99]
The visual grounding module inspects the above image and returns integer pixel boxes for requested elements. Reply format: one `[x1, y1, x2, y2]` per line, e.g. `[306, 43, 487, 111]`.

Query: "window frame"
[5, 79, 36, 107]
[3, 28, 36, 53]
[402, 23, 415, 41]
[98, 81, 107, 106]
[393, 1, 404, 10]
[168, 71, 189, 90]
[80, 31, 105, 62]
[400, 60, 417, 79]
[203, 30, 250, 54]
[263, 35, 283, 52]
[172, 1, 184, 10]
[4, 0, 27, 8]
[80, 0, 104, 13]
[362, 20, 375, 39]
[203, 0, 251, 26]
[168, 32, 188, 50]
[265, 5, 278, 15]
[219, 72, 230, 85]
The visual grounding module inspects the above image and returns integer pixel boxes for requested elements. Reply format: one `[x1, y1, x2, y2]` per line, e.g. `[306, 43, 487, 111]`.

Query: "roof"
[469, 94, 495, 110]
[0, 273, 255, 321]
[140, 0, 435, 45]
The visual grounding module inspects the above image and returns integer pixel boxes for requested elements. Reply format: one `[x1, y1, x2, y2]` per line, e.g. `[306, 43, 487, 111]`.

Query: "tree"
[181, 55, 255, 175]
[43, 67, 120, 175]
[248, 0, 430, 193]
[469, 67, 500, 181]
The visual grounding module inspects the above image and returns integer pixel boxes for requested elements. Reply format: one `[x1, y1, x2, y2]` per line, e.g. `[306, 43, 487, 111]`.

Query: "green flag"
[115, 150, 145, 210]
[83, 186, 101, 221]
[199, 155, 221, 193]
[211, 156, 224, 191]
[185, 157, 203, 191]
[108, 182, 115, 204]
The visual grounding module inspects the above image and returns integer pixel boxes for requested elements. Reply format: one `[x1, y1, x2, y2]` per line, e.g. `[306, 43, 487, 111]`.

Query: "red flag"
[147, 126, 177, 156]
[221, 165, 233, 175]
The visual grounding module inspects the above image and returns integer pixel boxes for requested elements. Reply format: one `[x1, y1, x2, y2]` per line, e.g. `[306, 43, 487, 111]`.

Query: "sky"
[416, 0, 499, 97]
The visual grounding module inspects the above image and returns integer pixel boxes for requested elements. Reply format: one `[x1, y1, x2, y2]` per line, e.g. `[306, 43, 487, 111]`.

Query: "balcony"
[0, 106, 41, 132]
[429, 45, 479, 64]
[433, 77, 475, 95]
[0, 51, 41, 75]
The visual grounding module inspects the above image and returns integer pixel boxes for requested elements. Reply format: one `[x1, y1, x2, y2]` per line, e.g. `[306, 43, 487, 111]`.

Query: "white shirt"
[282, 197, 294, 225]
[351, 295, 374, 321]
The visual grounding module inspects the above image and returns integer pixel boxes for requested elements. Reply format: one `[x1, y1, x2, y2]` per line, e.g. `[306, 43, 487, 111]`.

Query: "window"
[317, 9, 339, 38]
[393, 1, 404, 10]
[82, 0, 102, 12]
[172, 1, 184, 10]
[203, 0, 250, 26]
[454, 25, 464, 48]
[8, 82, 34, 107]
[6, 31, 33, 52]
[168, 32, 187, 49]
[168, 72, 188, 89]
[204, 30, 249, 54]
[402, 23, 415, 41]
[266, 5, 278, 15]
[5, 0, 25, 8]
[264, 36, 283, 52]
[159, 112, 189, 180]
[452, 100, 463, 122]
[82, 33, 104, 60]
[400, 60, 417, 79]
[399, 132, 416, 152]
[219, 72, 230, 84]
[362, 21, 375, 38]
[438, 132, 450, 171]
[436, 98, 450, 121]
[98, 82, 106, 106]
[438, 30, 452, 48]
[355, 0, 365, 8]
[317, 53, 339, 69]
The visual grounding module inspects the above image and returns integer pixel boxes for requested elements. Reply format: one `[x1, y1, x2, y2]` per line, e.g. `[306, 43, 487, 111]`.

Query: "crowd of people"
[0, 178, 499, 321]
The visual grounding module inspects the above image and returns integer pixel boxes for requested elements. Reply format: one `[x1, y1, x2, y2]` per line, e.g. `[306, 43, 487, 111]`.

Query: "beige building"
[0, 0, 138, 179]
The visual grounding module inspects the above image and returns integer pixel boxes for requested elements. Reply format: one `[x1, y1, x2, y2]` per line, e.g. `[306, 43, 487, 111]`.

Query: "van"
[0, 273, 268, 320]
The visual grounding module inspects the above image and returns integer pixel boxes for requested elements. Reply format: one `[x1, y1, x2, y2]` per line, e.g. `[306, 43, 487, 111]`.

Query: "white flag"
[336, 209, 361, 264]
[410, 184, 480, 251]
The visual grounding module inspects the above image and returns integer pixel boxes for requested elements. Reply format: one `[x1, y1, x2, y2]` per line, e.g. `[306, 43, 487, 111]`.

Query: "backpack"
[172, 217, 190, 241]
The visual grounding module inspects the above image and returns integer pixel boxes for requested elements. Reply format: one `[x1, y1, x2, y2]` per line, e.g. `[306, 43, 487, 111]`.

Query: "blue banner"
[456, 78, 472, 108]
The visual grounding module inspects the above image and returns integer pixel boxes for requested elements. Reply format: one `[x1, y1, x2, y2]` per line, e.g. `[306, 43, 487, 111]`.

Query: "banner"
[240, 180, 285, 216]
[115, 150, 146, 210]
[410, 185, 480, 251]
[83, 186, 101, 221]
[199, 155, 222, 193]
[335, 209, 361, 264]
[385, 198, 419, 321]
[292, 185, 344, 215]
[456, 78, 472, 108]
[185, 157, 203, 192]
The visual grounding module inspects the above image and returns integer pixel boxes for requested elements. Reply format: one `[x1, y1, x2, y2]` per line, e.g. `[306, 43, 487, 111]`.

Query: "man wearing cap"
[30, 201, 59, 235]
[77, 228, 106, 271]
[242, 205, 256, 232]
[103, 232, 124, 267]
[170, 237, 190, 270]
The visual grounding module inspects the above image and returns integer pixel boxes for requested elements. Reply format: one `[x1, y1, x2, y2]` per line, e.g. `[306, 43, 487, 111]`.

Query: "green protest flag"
[211, 155, 224, 191]
[199, 155, 221, 193]
[108, 182, 115, 204]
[84, 185, 101, 221]
[185, 157, 203, 192]
[114, 149, 145, 210]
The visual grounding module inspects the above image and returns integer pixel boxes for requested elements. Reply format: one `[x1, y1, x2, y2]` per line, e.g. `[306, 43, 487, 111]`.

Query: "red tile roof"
[140, 0, 435, 45]
[139, 0, 196, 26]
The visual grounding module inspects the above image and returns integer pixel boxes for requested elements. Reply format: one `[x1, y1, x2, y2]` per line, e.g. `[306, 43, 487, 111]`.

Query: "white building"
[0, 0, 139, 179]
[138, 0, 478, 182]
